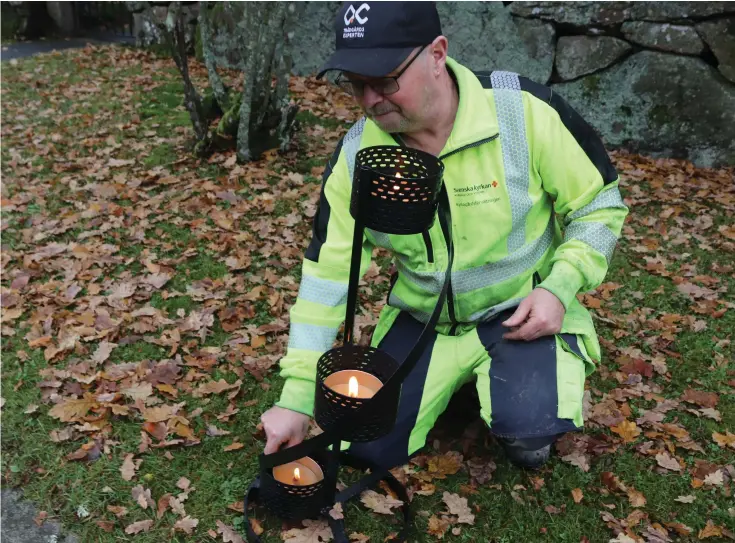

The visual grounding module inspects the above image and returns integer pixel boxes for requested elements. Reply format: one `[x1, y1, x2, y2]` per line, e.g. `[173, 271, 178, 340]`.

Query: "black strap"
[259, 202, 453, 469]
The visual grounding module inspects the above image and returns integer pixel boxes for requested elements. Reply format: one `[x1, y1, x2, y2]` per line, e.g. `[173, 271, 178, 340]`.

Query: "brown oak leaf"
[442, 492, 474, 524]
[360, 490, 403, 515]
[282, 519, 333, 542]
[216, 520, 245, 543]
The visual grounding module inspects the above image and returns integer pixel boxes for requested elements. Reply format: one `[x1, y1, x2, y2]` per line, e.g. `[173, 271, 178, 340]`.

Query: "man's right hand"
[261, 405, 310, 455]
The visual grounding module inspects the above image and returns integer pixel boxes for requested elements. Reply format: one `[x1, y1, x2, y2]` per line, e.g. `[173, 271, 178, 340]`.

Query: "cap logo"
[344, 3, 370, 26]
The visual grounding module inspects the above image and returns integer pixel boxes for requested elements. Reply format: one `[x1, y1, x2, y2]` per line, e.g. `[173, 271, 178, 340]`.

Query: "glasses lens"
[336, 78, 362, 97]
[373, 78, 399, 96]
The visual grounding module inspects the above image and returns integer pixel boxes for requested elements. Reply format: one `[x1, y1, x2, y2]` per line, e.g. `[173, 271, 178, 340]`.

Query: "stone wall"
[292, 1, 735, 167]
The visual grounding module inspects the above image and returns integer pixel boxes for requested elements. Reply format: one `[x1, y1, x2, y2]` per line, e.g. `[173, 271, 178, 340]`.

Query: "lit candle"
[393, 171, 402, 190]
[324, 370, 383, 399]
[272, 457, 323, 487]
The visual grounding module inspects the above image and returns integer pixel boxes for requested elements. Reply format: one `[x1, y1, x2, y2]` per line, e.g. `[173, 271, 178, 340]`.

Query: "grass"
[1, 44, 734, 543]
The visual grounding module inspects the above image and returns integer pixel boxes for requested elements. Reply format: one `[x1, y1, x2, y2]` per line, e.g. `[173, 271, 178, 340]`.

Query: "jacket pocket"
[555, 333, 588, 427]
[422, 231, 434, 263]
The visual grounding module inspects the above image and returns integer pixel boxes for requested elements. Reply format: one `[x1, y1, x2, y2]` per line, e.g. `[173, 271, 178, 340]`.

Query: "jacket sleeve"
[525, 89, 629, 310]
[275, 136, 374, 416]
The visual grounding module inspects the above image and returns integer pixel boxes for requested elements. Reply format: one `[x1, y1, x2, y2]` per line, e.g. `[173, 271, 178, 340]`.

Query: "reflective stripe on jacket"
[276, 57, 629, 417]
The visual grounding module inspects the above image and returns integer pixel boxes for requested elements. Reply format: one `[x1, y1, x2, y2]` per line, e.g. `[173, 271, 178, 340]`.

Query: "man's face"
[346, 47, 432, 133]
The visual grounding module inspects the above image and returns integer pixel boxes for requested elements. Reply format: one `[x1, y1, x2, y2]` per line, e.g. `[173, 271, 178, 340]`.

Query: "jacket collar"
[361, 56, 499, 155]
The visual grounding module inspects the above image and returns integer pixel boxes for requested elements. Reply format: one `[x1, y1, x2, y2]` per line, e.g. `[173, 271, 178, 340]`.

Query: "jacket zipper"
[422, 231, 434, 263]
[439, 134, 500, 336]
[393, 133, 500, 336]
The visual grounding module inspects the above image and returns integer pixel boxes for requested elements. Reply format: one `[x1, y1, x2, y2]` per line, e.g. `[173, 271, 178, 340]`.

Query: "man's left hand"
[501, 288, 565, 341]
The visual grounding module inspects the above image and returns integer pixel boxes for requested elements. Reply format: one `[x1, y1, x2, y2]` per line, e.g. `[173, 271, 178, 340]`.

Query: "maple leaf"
[571, 488, 583, 503]
[124, 519, 153, 534]
[610, 420, 641, 443]
[360, 490, 403, 515]
[655, 451, 682, 471]
[442, 492, 475, 524]
[698, 520, 723, 539]
[173, 515, 198, 534]
[48, 397, 98, 422]
[281, 519, 333, 542]
[427, 515, 450, 539]
[120, 453, 137, 481]
[216, 520, 245, 543]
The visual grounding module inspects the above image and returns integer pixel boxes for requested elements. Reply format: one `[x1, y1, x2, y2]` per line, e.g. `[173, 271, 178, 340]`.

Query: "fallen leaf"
[426, 451, 462, 479]
[176, 476, 191, 491]
[173, 515, 198, 534]
[704, 470, 724, 487]
[349, 532, 370, 542]
[571, 488, 584, 503]
[120, 453, 137, 481]
[48, 397, 98, 422]
[442, 492, 474, 524]
[675, 495, 695, 503]
[216, 520, 245, 543]
[282, 519, 333, 542]
[224, 442, 244, 452]
[329, 502, 344, 520]
[713, 431, 735, 449]
[124, 519, 153, 534]
[627, 489, 646, 508]
[206, 424, 231, 437]
[681, 388, 718, 409]
[561, 451, 590, 472]
[655, 451, 682, 471]
[131, 485, 154, 510]
[360, 489, 403, 515]
[698, 520, 723, 539]
[95, 520, 115, 532]
[107, 505, 128, 517]
[157, 493, 171, 519]
[427, 515, 450, 539]
[610, 420, 641, 443]
[250, 518, 264, 537]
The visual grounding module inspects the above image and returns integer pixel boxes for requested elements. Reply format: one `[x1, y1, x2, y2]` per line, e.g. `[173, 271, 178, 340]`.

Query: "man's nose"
[360, 84, 383, 109]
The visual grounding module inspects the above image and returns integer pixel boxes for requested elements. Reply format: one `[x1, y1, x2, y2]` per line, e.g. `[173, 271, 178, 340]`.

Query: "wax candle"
[324, 370, 383, 399]
[272, 456, 323, 487]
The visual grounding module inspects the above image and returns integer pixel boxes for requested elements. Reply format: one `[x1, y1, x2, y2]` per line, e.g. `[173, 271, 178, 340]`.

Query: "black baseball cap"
[316, 1, 442, 79]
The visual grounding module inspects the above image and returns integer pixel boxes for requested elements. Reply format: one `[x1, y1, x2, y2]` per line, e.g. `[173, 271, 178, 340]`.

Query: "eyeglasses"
[335, 45, 427, 98]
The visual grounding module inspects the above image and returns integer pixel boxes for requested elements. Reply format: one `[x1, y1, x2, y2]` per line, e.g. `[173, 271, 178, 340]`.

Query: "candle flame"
[293, 467, 301, 482]
[348, 376, 359, 398]
[395, 172, 402, 178]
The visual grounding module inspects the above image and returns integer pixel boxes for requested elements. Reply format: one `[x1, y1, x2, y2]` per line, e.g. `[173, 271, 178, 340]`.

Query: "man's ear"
[430, 36, 449, 73]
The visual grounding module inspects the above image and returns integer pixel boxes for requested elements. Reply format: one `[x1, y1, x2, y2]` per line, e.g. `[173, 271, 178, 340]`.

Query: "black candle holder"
[257, 449, 331, 521]
[351, 146, 444, 235]
[244, 145, 449, 543]
[314, 344, 400, 442]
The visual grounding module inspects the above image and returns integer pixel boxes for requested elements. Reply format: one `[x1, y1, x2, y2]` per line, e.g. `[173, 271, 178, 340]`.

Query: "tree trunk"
[198, 1, 229, 112]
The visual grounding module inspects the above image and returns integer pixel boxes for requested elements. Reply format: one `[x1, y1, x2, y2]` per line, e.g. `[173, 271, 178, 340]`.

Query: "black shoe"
[498, 436, 552, 470]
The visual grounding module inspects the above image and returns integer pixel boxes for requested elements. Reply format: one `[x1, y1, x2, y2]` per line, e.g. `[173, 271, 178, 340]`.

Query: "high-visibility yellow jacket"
[276, 57, 629, 417]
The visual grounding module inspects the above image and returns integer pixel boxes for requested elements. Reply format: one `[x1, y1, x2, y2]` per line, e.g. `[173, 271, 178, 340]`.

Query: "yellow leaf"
[48, 397, 98, 422]
[224, 442, 244, 452]
[571, 488, 583, 503]
[712, 431, 735, 449]
[610, 420, 641, 443]
[698, 520, 723, 539]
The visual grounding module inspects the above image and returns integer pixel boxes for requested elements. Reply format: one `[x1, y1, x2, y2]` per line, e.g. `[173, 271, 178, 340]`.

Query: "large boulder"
[511, 1, 735, 26]
[552, 51, 735, 167]
[513, 17, 556, 83]
[436, 2, 551, 83]
[696, 18, 735, 83]
[510, 2, 632, 27]
[556, 36, 631, 80]
[622, 22, 705, 55]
